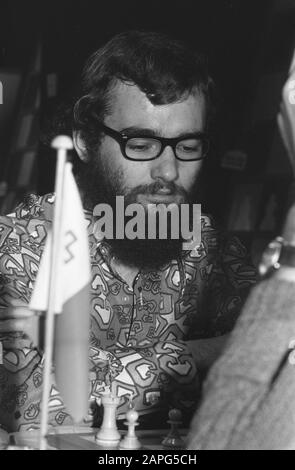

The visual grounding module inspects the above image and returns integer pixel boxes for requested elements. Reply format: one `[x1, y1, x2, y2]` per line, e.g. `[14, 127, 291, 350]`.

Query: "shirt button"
[123, 296, 129, 302]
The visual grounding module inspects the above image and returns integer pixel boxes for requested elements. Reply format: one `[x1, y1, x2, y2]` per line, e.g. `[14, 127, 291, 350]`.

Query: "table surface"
[10, 426, 189, 450]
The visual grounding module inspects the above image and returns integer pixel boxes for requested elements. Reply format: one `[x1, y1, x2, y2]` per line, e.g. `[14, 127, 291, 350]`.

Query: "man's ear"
[73, 131, 89, 162]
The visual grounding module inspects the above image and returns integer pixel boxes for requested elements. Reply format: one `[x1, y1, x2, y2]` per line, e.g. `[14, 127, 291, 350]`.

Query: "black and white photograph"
[0, 0, 295, 455]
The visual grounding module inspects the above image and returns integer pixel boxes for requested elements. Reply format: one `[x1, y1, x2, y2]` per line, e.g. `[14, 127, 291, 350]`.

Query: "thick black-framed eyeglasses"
[98, 122, 209, 161]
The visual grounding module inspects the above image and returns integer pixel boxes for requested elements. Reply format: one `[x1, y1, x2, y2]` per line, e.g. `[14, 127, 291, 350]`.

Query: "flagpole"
[40, 135, 73, 450]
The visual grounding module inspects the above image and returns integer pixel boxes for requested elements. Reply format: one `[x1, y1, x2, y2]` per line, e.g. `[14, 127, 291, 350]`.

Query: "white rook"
[95, 394, 121, 447]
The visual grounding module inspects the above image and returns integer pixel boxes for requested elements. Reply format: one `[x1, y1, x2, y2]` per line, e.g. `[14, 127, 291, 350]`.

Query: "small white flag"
[30, 162, 91, 422]
[30, 163, 91, 312]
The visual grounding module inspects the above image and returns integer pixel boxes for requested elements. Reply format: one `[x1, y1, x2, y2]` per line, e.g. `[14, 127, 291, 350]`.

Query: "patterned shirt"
[0, 193, 256, 432]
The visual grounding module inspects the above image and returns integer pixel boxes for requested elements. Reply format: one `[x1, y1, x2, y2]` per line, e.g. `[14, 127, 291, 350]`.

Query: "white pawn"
[119, 407, 142, 450]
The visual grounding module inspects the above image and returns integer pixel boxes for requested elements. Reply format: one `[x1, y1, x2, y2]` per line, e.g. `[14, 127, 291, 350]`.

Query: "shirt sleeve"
[88, 339, 199, 426]
[1, 317, 199, 431]
[205, 231, 257, 336]
[0, 213, 71, 432]
[0, 267, 199, 431]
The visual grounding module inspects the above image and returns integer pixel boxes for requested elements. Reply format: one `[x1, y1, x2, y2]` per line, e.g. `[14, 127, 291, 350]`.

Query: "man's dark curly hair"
[47, 30, 216, 160]
[74, 31, 215, 151]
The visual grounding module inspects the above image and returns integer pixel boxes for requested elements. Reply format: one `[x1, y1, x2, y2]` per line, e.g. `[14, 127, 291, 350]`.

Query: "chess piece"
[119, 407, 142, 449]
[95, 394, 121, 447]
[161, 408, 185, 449]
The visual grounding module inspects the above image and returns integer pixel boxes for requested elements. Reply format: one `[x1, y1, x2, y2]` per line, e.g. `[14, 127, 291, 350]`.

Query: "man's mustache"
[126, 181, 188, 198]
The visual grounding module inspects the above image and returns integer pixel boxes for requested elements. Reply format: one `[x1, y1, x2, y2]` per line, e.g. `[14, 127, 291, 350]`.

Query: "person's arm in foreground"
[187, 207, 295, 450]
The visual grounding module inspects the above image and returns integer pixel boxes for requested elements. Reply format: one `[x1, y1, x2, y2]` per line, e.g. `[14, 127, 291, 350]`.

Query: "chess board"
[10, 426, 189, 450]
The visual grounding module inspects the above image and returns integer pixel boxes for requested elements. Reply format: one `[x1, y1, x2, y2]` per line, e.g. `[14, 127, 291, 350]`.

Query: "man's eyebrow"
[120, 126, 158, 136]
[120, 126, 205, 137]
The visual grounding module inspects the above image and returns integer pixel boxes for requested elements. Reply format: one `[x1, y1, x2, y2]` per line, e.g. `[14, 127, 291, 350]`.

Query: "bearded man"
[0, 30, 256, 432]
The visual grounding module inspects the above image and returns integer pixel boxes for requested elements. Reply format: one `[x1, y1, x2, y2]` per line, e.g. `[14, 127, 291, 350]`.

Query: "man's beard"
[77, 154, 199, 269]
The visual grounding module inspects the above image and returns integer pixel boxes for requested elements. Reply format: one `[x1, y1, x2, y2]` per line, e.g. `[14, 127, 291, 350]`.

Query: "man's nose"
[150, 146, 179, 182]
